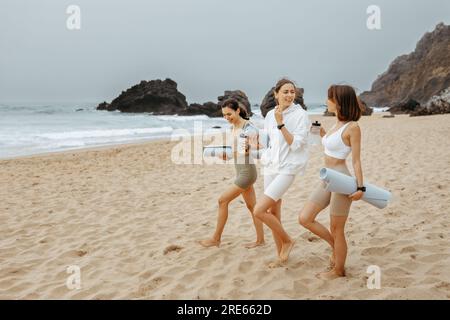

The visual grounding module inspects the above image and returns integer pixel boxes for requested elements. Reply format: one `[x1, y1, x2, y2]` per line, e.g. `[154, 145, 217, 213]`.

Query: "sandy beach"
[0, 113, 449, 300]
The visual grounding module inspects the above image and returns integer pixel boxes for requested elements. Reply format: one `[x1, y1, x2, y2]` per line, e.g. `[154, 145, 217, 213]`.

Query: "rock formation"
[360, 23, 450, 108]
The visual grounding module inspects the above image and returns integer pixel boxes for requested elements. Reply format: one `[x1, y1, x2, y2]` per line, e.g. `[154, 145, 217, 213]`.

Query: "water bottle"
[238, 133, 248, 154]
[309, 121, 322, 145]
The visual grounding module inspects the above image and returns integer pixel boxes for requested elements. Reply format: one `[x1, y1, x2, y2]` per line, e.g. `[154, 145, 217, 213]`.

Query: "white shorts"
[264, 174, 296, 201]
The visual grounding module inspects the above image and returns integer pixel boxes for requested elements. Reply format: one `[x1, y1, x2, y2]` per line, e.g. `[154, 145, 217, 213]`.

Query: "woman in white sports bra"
[299, 85, 365, 280]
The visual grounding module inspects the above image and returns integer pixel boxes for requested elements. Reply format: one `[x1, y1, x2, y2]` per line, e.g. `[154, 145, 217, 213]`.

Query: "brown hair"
[221, 98, 249, 120]
[274, 78, 296, 94]
[327, 85, 362, 121]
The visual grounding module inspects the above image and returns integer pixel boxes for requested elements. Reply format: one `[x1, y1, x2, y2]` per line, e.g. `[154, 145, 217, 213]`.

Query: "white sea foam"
[35, 127, 174, 140]
[0, 103, 326, 158]
[373, 107, 390, 113]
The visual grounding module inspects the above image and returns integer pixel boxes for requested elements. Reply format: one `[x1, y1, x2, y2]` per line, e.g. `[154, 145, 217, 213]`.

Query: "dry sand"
[0, 114, 449, 299]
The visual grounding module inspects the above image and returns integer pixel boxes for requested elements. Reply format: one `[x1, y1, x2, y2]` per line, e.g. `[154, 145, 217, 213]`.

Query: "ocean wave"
[373, 107, 390, 112]
[35, 127, 174, 140]
[154, 114, 212, 121]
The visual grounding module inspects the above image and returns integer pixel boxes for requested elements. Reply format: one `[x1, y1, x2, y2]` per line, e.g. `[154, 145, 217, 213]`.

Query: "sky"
[1, 0, 449, 105]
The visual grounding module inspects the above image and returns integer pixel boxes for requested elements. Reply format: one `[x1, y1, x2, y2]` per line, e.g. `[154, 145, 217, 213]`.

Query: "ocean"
[0, 103, 383, 159]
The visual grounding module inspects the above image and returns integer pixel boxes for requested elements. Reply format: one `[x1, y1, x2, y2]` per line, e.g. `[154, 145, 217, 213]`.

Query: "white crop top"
[322, 122, 352, 159]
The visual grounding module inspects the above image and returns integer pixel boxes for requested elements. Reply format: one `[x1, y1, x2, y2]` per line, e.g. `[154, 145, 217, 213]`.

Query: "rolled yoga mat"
[319, 167, 392, 209]
[203, 146, 232, 158]
[203, 133, 268, 159]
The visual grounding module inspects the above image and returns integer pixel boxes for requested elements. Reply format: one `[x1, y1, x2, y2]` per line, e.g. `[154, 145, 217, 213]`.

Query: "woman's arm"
[281, 112, 310, 151]
[248, 133, 264, 150]
[274, 107, 294, 146]
[350, 124, 363, 186]
[320, 126, 326, 137]
[249, 116, 270, 150]
[280, 126, 294, 145]
[348, 124, 364, 201]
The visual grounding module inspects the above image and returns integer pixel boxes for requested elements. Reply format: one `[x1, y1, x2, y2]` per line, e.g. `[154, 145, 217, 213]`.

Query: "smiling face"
[222, 106, 240, 124]
[275, 83, 296, 108]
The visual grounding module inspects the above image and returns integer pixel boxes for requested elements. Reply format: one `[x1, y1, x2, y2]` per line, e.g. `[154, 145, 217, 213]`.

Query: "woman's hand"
[248, 135, 258, 149]
[274, 106, 283, 125]
[244, 137, 250, 155]
[320, 127, 326, 137]
[348, 190, 364, 201]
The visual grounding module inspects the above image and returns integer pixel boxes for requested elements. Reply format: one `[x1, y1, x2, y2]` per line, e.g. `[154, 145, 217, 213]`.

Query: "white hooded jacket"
[261, 104, 311, 175]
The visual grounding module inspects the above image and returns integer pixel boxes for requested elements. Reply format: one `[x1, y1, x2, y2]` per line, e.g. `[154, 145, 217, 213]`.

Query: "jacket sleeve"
[260, 113, 270, 149]
[289, 111, 311, 151]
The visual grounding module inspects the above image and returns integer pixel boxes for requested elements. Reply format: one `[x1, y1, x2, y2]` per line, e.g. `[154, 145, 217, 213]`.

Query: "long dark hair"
[328, 85, 363, 121]
[221, 98, 249, 120]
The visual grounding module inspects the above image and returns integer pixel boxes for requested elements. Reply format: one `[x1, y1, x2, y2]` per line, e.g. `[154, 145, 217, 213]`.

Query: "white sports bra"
[322, 122, 352, 159]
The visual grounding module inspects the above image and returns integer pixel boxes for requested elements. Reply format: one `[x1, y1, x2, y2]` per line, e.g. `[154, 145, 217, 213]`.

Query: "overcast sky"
[1, 0, 449, 105]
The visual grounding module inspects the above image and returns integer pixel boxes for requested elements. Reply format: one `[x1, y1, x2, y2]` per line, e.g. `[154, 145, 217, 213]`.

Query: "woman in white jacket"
[253, 78, 311, 265]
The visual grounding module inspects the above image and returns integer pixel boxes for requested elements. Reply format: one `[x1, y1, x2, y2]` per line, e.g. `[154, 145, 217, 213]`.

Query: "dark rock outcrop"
[218, 90, 252, 117]
[97, 102, 111, 111]
[359, 100, 374, 116]
[388, 99, 421, 114]
[410, 88, 450, 116]
[182, 90, 252, 117]
[97, 79, 188, 115]
[96, 79, 252, 118]
[180, 101, 221, 117]
[260, 87, 306, 118]
[360, 23, 450, 108]
[322, 99, 373, 116]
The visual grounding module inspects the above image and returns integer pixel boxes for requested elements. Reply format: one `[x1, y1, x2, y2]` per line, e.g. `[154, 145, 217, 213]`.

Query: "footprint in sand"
[418, 253, 449, 263]
[137, 276, 165, 296]
[400, 246, 417, 254]
[267, 260, 286, 269]
[307, 236, 321, 242]
[237, 261, 254, 273]
[75, 250, 88, 257]
[383, 277, 416, 288]
[435, 281, 450, 290]
[361, 246, 391, 256]
[163, 245, 183, 255]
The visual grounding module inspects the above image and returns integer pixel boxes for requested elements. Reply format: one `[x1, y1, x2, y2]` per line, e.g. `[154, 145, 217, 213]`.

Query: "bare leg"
[267, 202, 285, 269]
[317, 215, 348, 280]
[261, 201, 286, 268]
[299, 201, 334, 266]
[269, 200, 282, 256]
[254, 195, 294, 262]
[241, 185, 265, 248]
[198, 184, 243, 247]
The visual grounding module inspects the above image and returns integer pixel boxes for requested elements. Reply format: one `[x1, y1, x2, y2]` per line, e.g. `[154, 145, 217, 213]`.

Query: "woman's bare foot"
[280, 239, 295, 262]
[329, 252, 336, 269]
[316, 268, 345, 280]
[198, 239, 220, 248]
[244, 241, 265, 249]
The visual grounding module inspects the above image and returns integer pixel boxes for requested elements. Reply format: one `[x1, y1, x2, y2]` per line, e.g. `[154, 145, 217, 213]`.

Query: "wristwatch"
[356, 186, 366, 192]
[277, 124, 285, 130]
